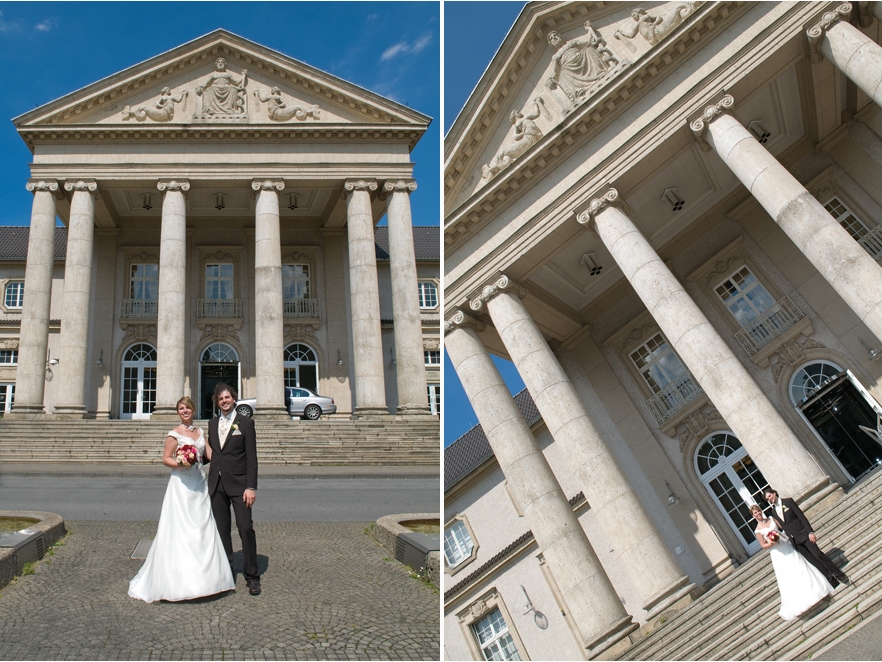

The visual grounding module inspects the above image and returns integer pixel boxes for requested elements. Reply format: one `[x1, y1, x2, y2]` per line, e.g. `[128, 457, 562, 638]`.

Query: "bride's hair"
[749, 504, 763, 515]
[176, 395, 196, 412]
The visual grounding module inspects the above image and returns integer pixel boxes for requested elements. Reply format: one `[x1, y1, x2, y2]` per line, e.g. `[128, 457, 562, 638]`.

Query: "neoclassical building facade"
[444, 2, 882, 660]
[5, 30, 439, 420]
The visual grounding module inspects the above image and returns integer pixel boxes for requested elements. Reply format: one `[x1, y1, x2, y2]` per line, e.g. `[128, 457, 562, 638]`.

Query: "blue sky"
[443, 2, 527, 447]
[0, 2, 440, 227]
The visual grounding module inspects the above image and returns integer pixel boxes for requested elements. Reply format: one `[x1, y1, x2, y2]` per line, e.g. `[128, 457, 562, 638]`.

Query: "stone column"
[808, 3, 882, 107]
[10, 181, 59, 417]
[384, 180, 431, 415]
[153, 180, 189, 419]
[692, 94, 882, 348]
[580, 189, 830, 501]
[53, 181, 98, 418]
[252, 180, 288, 418]
[848, 118, 882, 169]
[445, 311, 637, 654]
[471, 277, 693, 616]
[344, 180, 388, 416]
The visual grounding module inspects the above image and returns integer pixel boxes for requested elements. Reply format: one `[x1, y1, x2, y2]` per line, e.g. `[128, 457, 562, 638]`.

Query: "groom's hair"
[212, 382, 238, 404]
[764, 488, 779, 498]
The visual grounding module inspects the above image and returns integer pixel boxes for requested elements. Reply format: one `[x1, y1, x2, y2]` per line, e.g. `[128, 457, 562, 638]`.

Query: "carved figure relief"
[481, 98, 545, 181]
[195, 58, 248, 117]
[546, 22, 618, 109]
[676, 405, 723, 452]
[122, 87, 188, 122]
[254, 87, 321, 122]
[769, 337, 826, 383]
[199, 325, 241, 343]
[615, 3, 698, 51]
[284, 324, 319, 341]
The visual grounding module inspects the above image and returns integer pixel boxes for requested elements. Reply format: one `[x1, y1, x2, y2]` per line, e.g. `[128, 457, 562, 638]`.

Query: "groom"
[763, 488, 849, 587]
[207, 382, 261, 595]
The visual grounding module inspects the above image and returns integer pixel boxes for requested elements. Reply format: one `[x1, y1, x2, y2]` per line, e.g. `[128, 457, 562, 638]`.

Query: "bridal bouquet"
[175, 444, 199, 467]
[766, 530, 780, 544]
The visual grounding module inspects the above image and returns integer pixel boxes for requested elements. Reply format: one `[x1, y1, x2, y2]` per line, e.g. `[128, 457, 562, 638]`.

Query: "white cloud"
[34, 17, 56, 32]
[380, 33, 432, 61]
[0, 10, 19, 32]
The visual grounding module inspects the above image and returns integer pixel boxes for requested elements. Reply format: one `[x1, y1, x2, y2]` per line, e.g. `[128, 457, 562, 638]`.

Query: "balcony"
[858, 225, 882, 261]
[283, 298, 321, 319]
[734, 296, 805, 356]
[645, 374, 704, 425]
[120, 298, 157, 319]
[197, 298, 243, 320]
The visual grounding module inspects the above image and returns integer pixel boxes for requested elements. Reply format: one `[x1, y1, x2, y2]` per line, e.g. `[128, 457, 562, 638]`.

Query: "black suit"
[207, 413, 259, 580]
[771, 497, 844, 584]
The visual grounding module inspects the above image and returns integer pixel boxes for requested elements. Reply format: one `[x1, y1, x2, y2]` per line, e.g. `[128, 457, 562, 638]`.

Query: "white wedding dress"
[128, 429, 235, 602]
[755, 518, 834, 620]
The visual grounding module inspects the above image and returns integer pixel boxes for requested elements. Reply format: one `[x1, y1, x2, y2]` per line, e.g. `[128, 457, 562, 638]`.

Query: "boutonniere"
[782, 504, 789, 513]
[231, 422, 239, 432]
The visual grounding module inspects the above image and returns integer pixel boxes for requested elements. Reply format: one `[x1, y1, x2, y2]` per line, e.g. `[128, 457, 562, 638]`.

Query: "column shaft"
[253, 181, 287, 418]
[154, 181, 188, 418]
[345, 181, 388, 415]
[54, 183, 97, 417]
[848, 118, 882, 169]
[385, 181, 430, 414]
[583, 191, 829, 500]
[11, 182, 58, 416]
[476, 283, 691, 615]
[701, 99, 882, 347]
[445, 315, 636, 653]
[816, 14, 882, 107]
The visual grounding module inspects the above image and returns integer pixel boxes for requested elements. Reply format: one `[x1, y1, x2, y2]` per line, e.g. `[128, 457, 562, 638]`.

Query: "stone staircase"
[0, 418, 440, 466]
[615, 467, 882, 661]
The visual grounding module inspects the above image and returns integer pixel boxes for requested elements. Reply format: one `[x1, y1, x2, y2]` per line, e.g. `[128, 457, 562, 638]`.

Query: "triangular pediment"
[15, 29, 429, 133]
[445, 1, 719, 214]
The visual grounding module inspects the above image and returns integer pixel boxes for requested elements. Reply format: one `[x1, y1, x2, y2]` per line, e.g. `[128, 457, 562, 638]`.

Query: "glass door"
[120, 343, 157, 419]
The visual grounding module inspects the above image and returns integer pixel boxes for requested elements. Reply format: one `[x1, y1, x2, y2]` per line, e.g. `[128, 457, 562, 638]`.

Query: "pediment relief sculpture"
[614, 3, 699, 51]
[481, 98, 546, 182]
[122, 87, 188, 122]
[194, 57, 249, 121]
[254, 87, 321, 122]
[546, 21, 619, 111]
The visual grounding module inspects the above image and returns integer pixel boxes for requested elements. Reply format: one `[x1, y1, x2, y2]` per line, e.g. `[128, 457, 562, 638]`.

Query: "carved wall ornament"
[64, 181, 98, 194]
[704, 252, 747, 286]
[481, 98, 545, 182]
[122, 87, 187, 122]
[616, 323, 660, 353]
[203, 250, 236, 262]
[200, 325, 241, 343]
[251, 180, 285, 192]
[194, 57, 248, 119]
[383, 180, 418, 194]
[0, 338, 20, 349]
[444, 310, 486, 334]
[807, 3, 852, 62]
[254, 87, 320, 121]
[423, 338, 441, 351]
[284, 324, 319, 342]
[25, 180, 59, 193]
[344, 180, 378, 193]
[545, 21, 619, 110]
[614, 3, 698, 51]
[815, 184, 837, 202]
[157, 180, 190, 193]
[769, 337, 826, 383]
[128, 251, 159, 263]
[282, 251, 312, 262]
[470, 275, 526, 312]
[690, 94, 735, 148]
[123, 324, 157, 342]
[676, 405, 724, 453]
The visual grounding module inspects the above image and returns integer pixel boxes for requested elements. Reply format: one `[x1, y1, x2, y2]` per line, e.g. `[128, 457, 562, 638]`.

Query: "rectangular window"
[4, 282, 24, 309]
[129, 264, 158, 300]
[715, 266, 776, 327]
[424, 350, 441, 366]
[427, 383, 441, 415]
[205, 263, 234, 300]
[630, 333, 688, 395]
[282, 264, 310, 300]
[825, 196, 870, 241]
[0, 350, 19, 365]
[418, 281, 438, 309]
[472, 609, 521, 661]
[0, 383, 14, 415]
[444, 519, 472, 567]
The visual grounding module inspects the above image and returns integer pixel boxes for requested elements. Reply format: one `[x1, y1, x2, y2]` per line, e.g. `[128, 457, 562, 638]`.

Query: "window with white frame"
[424, 349, 441, 366]
[205, 263, 234, 300]
[0, 383, 14, 415]
[444, 519, 473, 568]
[0, 350, 18, 365]
[714, 266, 777, 326]
[418, 281, 438, 309]
[825, 196, 871, 242]
[4, 282, 24, 309]
[427, 383, 441, 415]
[472, 609, 522, 661]
[630, 333, 689, 395]
[282, 264, 310, 300]
[130, 264, 158, 300]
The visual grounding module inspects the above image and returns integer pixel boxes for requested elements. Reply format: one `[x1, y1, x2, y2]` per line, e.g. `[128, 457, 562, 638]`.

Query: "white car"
[235, 386, 336, 420]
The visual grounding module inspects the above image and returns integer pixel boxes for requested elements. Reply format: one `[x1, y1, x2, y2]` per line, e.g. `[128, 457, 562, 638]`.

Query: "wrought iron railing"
[283, 298, 321, 318]
[120, 298, 158, 318]
[645, 375, 704, 425]
[197, 298, 243, 318]
[734, 296, 804, 356]
[858, 224, 882, 261]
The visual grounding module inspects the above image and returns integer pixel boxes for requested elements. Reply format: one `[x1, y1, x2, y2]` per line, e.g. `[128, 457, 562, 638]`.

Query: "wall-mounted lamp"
[336, 349, 346, 383]
[580, 252, 603, 276]
[141, 193, 153, 210]
[214, 193, 226, 210]
[521, 585, 534, 615]
[48, 358, 59, 366]
[95, 349, 104, 367]
[748, 120, 771, 144]
[287, 193, 299, 210]
[662, 187, 685, 212]
[859, 337, 882, 361]
[390, 347, 397, 366]
[664, 480, 680, 506]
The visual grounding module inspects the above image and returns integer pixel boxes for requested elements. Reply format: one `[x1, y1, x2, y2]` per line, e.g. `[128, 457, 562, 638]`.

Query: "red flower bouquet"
[767, 530, 780, 544]
[175, 444, 199, 467]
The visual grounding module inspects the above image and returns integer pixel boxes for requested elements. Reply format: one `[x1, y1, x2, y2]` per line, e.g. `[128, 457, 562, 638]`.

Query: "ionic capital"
[252, 180, 285, 192]
[444, 310, 486, 334]
[157, 180, 190, 193]
[807, 3, 852, 62]
[63, 180, 98, 194]
[344, 180, 378, 193]
[25, 180, 59, 195]
[469, 275, 527, 312]
[576, 187, 626, 233]
[689, 94, 735, 150]
[383, 180, 417, 194]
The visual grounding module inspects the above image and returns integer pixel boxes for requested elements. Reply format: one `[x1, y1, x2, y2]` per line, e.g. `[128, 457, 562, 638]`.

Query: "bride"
[751, 504, 834, 620]
[129, 396, 235, 602]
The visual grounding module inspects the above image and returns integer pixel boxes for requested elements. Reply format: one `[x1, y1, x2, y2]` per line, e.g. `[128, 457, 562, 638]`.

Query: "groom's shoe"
[838, 573, 851, 585]
[247, 578, 262, 595]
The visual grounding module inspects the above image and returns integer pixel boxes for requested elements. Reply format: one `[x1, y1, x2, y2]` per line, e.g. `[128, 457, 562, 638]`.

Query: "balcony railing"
[858, 225, 882, 261]
[283, 298, 321, 318]
[734, 296, 804, 356]
[197, 298, 243, 318]
[645, 374, 704, 425]
[120, 298, 158, 318]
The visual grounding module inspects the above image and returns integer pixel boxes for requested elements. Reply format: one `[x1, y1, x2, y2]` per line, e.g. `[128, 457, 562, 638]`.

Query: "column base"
[395, 403, 434, 416]
[150, 406, 183, 421]
[52, 406, 90, 419]
[798, 477, 844, 517]
[351, 406, 391, 419]
[642, 575, 696, 618]
[6, 406, 48, 419]
[584, 614, 639, 660]
[254, 407, 290, 420]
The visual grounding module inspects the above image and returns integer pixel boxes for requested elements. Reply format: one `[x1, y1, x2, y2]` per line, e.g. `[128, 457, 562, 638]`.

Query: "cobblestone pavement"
[0, 521, 439, 660]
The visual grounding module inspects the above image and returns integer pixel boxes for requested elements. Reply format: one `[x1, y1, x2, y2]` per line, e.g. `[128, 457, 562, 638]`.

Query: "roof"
[374, 226, 440, 261]
[0, 227, 67, 261]
[444, 388, 540, 491]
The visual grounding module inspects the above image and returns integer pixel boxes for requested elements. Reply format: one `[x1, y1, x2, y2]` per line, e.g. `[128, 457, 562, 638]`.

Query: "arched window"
[284, 343, 318, 391]
[789, 360, 842, 405]
[120, 343, 157, 419]
[201, 343, 239, 363]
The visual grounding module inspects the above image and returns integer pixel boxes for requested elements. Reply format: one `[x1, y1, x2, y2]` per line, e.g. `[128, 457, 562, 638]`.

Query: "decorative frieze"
[254, 87, 320, 121]
[423, 338, 441, 351]
[807, 3, 852, 62]
[284, 323, 320, 340]
[676, 405, 724, 453]
[614, 3, 699, 50]
[122, 324, 157, 342]
[122, 88, 187, 122]
[199, 325, 240, 343]
[469, 275, 526, 312]
[769, 337, 826, 383]
[703, 250, 747, 286]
